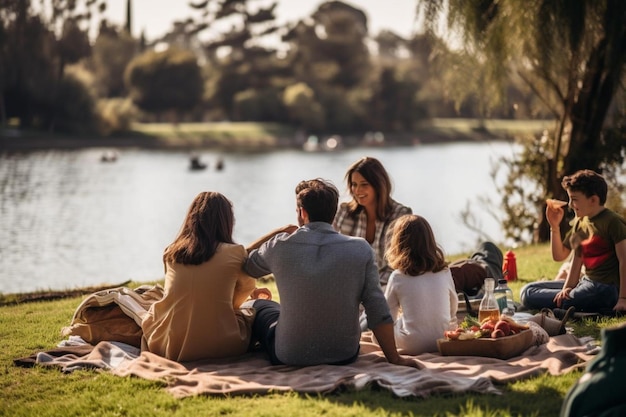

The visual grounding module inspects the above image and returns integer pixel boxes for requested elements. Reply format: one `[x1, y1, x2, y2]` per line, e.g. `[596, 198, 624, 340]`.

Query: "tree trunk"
[535, 4, 626, 243]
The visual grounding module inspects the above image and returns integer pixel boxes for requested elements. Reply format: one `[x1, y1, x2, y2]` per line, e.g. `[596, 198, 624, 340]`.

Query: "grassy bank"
[0, 119, 553, 151]
[2, 244, 624, 417]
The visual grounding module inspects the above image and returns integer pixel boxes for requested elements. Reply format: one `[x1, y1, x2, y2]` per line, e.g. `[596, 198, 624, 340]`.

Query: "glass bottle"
[495, 279, 515, 316]
[478, 278, 500, 322]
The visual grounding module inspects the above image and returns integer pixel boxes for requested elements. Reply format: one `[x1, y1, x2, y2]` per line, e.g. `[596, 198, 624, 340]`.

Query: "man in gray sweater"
[244, 178, 416, 368]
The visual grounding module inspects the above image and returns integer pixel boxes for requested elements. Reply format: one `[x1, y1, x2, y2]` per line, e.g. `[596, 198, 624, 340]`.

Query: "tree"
[283, 1, 370, 90]
[419, 0, 626, 244]
[125, 47, 204, 121]
[184, 0, 285, 120]
[0, 0, 104, 131]
[281, 1, 373, 132]
[282, 82, 324, 131]
[89, 22, 138, 98]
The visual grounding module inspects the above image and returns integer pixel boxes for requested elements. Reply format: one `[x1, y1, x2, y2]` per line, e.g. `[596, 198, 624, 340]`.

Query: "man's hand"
[389, 355, 418, 368]
[372, 322, 419, 368]
[246, 224, 299, 252]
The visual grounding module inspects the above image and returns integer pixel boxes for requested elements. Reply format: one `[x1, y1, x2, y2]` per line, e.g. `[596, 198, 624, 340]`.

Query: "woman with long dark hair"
[333, 157, 412, 287]
[142, 191, 265, 361]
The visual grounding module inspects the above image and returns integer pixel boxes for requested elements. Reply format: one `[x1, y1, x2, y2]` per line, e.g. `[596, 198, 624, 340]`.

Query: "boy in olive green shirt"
[520, 169, 626, 313]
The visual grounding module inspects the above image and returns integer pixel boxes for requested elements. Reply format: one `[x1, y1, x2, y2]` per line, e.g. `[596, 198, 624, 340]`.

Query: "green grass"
[2, 244, 625, 417]
[426, 118, 553, 134]
[130, 121, 296, 148]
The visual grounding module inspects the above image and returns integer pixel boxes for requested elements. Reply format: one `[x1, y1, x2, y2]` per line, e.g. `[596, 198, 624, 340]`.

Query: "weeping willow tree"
[418, 0, 626, 244]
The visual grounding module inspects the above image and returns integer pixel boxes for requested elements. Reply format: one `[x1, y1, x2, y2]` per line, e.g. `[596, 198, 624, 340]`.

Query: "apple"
[491, 329, 506, 338]
[494, 320, 511, 336]
[444, 330, 460, 340]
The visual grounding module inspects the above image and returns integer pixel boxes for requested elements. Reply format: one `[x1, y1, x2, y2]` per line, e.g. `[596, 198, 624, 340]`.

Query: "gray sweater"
[244, 222, 392, 366]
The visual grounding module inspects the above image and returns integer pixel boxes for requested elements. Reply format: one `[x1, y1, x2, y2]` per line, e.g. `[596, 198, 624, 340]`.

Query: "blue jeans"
[251, 299, 360, 366]
[250, 299, 283, 365]
[520, 277, 618, 312]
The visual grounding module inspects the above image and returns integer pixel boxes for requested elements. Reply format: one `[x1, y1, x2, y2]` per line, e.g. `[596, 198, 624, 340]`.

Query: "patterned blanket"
[14, 333, 596, 398]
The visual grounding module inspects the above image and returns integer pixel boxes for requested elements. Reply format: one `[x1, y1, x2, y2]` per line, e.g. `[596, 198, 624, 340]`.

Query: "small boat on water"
[189, 155, 207, 171]
[100, 150, 118, 162]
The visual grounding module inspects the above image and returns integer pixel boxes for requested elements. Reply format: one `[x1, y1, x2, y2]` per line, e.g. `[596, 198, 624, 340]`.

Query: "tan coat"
[141, 243, 256, 361]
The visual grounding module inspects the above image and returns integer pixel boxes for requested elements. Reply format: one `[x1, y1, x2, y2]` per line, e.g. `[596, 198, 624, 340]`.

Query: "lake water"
[0, 141, 521, 294]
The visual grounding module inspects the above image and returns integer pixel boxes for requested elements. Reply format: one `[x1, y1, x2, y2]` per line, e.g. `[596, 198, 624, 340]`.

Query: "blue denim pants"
[520, 277, 618, 312]
[250, 299, 282, 365]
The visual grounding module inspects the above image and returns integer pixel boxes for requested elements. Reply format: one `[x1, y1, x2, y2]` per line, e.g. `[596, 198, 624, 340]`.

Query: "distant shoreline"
[0, 119, 552, 151]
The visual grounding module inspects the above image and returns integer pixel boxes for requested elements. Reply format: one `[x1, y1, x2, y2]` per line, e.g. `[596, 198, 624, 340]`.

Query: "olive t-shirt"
[564, 208, 626, 286]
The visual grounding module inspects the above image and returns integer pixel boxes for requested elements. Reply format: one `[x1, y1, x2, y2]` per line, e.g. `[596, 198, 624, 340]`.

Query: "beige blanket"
[15, 333, 595, 398]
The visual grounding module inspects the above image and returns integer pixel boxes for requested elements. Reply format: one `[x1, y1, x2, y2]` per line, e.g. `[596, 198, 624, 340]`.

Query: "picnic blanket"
[14, 332, 596, 399]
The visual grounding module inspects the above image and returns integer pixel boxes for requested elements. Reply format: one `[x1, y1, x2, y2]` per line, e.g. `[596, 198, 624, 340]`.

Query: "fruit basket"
[437, 328, 534, 359]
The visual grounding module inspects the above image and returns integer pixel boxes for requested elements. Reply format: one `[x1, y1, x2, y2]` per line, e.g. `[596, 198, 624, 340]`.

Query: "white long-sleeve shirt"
[384, 268, 458, 355]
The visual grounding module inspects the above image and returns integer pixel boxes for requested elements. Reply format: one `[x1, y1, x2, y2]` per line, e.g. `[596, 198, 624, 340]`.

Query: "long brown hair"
[344, 157, 393, 221]
[385, 214, 448, 276]
[163, 191, 235, 265]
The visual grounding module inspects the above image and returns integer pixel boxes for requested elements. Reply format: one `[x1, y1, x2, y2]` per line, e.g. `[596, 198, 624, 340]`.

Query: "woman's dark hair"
[385, 214, 448, 276]
[295, 178, 339, 223]
[163, 191, 235, 265]
[344, 157, 393, 221]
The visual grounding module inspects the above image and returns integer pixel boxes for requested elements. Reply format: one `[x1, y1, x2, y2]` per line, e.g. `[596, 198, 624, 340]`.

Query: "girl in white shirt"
[383, 214, 458, 355]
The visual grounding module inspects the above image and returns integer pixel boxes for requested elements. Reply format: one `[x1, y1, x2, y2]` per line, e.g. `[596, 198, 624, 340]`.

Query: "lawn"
[2, 243, 624, 417]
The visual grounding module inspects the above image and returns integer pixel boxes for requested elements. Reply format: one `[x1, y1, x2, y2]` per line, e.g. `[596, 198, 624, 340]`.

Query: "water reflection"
[0, 142, 519, 293]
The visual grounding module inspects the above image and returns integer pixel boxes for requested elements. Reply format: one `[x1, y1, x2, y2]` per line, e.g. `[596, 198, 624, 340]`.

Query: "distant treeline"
[1, 0, 551, 138]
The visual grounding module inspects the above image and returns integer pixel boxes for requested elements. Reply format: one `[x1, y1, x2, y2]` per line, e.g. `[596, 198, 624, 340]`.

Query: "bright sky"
[102, 0, 420, 41]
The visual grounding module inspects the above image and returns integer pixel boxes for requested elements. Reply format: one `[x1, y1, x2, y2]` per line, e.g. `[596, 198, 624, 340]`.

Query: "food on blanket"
[459, 315, 481, 330]
[498, 315, 530, 333]
[494, 320, 511, 336]
[547, 198, 568, 210]
[444, 330, 461, 340]
[443, 328, 482, 341]
[458, 330, 482, 340]
[491, 329, 506, 338]
[480, 320, 495, 332]
[446, 316, 530, 340]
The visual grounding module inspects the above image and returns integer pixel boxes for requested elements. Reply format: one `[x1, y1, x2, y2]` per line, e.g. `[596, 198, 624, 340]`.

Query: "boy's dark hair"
[295, 178, 339, 223]
[561, 169, 607, 205]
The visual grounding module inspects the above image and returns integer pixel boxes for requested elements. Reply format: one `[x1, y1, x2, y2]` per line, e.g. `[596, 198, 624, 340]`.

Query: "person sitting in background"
[381, 214, 458, 355]
[520, 169, 626, 314]
[243, 178, 417, 368]
[448, 241, 504, 296]
[141, 192, 269, 362]
[333, 156, 412, 288]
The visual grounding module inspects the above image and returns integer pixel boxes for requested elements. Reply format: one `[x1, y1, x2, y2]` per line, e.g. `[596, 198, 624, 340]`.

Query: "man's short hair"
[295, 179, 339, 223]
